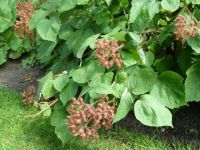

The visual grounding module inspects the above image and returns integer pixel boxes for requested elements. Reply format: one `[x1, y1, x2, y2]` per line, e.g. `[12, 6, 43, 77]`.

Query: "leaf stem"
[142, 29, 160, 34]
[22, 99, 58, 118]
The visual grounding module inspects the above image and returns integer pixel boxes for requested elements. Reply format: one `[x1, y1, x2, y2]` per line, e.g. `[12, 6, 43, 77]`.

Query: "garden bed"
[0, 60, 199, 149]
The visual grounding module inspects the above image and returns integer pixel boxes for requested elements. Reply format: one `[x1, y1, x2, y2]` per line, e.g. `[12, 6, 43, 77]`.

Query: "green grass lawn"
[0, 87, 195, 150]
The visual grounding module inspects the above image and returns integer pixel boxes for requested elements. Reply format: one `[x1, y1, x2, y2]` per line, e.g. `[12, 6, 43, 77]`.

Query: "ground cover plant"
[1, 0, 200, 146]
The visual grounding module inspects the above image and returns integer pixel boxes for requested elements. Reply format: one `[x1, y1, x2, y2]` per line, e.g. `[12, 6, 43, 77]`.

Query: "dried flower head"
[67, 96, 115, 141]
[174, 15, 199, 42]
[14, 2, 35, 39]
[21, 85, 36, 105]
[95, 39, 124, 69]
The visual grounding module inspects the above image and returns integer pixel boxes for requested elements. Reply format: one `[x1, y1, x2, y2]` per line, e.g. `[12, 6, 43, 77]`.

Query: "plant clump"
[95, 39, 124, 69]
[174, 15, 199, 42]
[67, 97, 115, 141]
[14, 2, 35, 39]
[6, 0, 200, 145]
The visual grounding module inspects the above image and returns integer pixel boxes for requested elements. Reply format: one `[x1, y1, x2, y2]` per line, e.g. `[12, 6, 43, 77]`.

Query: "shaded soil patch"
[0, 60, 43, 91]
[117, 102, 200, 148]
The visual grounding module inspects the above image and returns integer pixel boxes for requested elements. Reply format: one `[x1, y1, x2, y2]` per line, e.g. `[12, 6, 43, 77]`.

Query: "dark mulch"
[0, 59, 44, 92]
[117, 102, 200, 148]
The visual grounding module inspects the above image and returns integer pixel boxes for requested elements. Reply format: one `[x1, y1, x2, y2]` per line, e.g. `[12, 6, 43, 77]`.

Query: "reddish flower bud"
[95, 39, 124, 69]
[67, 96, 115, 141]
[174, 15, 199, 42]
[14, 2, 35, 39]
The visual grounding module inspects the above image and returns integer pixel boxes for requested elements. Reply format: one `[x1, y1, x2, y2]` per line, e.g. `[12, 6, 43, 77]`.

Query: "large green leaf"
[144, 51, 155, 67]
[0, 1, 15, 33]
[0, 49, 7, 65]
[120, 51, 137, 67]
[8, 33, 22, 51]
[159, 23, 175, 44]
[72, 60, 105, 83]
[53, 73, 69, 92]
[29, 9, 48, 30]
[40, 102, 51, 117]
[60, 80, 78, 105]
[154, 55, 175, 73]
[76, 0, 90, 5]
[105, 0, 112, 5]
[51, 108, 73, 144]
[131, 9, 150, 33]
[87, 72, 116, 98]
[150, 71, 186, 109]
[186, 0, 200, 4]
[76, 33, 100, 58]
[187, 36, 200, 53]
[85, 72, 113, 87]
[56, 0, 89, 12]
[101, 72, 114, 85]
[41, 72, 57, 99]
[36, 14, 61, 42]
[115, 71, 127, 83]
[89, 83, 117, 96]
[66, 28, 95, 55]
[129, 0, 159, 25]
[113, 88, 135, 123]
[185, 63, 200, 102]
[161, 0, 180, 12]
[127, 66, 157, 95]
[106, 31, 127, 41]
[57, 0, 76, 12]
[59, 24, 74, 40]
[113, 83, 126, 98]
[193, 8, 200, 20]
[128, 32, 141, 46]
[37, 41, 57, 60]
[134, 94, 173, 127]
[71, 16, 91, 29]
[36, 72, 53, 101]
[177, 48, 192, 73]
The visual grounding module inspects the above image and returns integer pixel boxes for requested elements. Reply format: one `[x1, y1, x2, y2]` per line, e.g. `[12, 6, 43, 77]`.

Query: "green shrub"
[1, 0, 200, 145]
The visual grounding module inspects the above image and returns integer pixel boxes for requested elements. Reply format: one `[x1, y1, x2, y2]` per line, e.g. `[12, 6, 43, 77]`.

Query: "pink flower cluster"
[174, 15, 199, 42]
[67, 97, 115, 141]
[14, 2, 35, 39]
[95, 39, 124, 69]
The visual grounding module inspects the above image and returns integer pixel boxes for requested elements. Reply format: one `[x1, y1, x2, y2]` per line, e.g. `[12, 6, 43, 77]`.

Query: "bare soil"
[0, 60, 43, 91]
